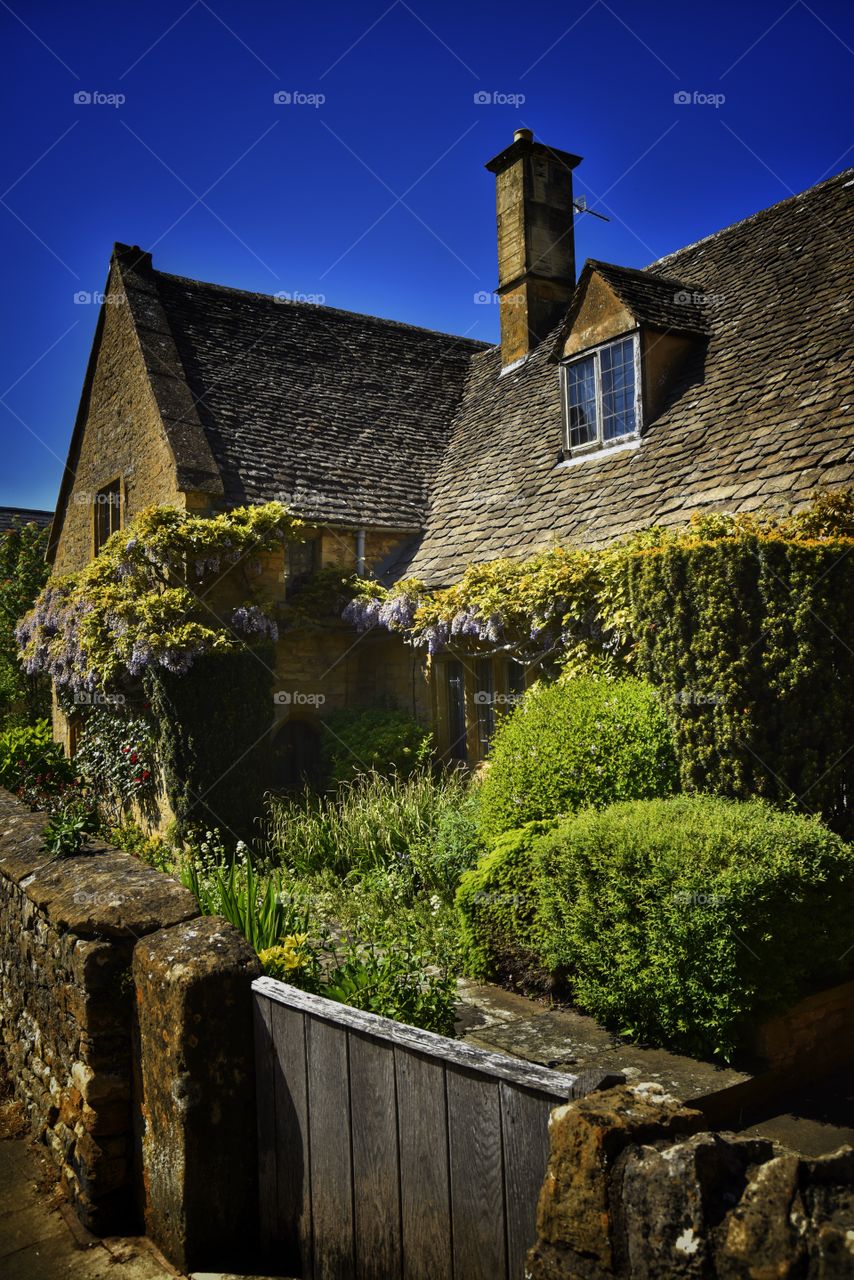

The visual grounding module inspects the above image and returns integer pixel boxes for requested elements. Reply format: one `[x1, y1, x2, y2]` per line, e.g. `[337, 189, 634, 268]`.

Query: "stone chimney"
[485, 129, 582, 367]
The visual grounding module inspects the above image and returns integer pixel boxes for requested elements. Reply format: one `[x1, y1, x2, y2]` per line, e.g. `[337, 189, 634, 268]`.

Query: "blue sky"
[1, 0, 852, 510]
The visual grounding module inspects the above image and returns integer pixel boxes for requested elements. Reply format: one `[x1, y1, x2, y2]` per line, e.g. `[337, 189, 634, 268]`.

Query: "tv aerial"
[573, 195, 610, 222]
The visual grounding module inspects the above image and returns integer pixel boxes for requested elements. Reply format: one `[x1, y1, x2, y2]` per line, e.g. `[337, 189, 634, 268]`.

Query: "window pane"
[446, 660, 467, 762]
[600, 338, 636, 441]
[566, 355, 596, 448]
[476, 658, 495, 756]
[94, 481, 121, 554]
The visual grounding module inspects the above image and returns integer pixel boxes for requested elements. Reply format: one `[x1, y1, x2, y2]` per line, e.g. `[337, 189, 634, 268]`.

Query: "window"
[285, 537, 320, 597]
[445, 660, 467, 762]
[562, 334, 640, 453]
[94, 480, 121, 553]
[476, 658, 495, 756]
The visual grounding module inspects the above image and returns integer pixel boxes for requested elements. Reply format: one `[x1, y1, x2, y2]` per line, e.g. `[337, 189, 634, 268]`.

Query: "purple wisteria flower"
[230, 605, 278, 642]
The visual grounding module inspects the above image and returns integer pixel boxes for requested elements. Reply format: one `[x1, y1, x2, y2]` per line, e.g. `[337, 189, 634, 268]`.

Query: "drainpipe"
[356, 529, 366, 576]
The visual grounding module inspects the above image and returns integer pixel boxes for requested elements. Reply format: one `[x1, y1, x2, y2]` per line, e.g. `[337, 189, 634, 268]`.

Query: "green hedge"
[537, 796, 854, 1059]
[457, 796, 854, 1059]
[476, 676, 678, 838]
[320, 707, 432, 786]
[627, 528, 854, 833]
[456, 821, 555, 987]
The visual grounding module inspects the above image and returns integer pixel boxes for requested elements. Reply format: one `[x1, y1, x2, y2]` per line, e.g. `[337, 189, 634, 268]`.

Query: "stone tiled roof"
[400, 168, 854, 585]
[0, 507, 52, 534]
[569, 260, 712, 338]
[152, 273, 487, 529]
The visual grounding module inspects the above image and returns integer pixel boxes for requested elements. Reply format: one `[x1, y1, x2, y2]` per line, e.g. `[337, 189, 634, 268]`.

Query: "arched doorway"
[271, 718, 323, 792]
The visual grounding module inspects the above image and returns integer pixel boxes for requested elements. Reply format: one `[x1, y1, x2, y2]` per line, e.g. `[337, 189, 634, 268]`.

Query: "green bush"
[476, 676, 678, 837]
[537, 795, 854, 1059]
[456, 821, 555, 988]
[320, 707, 432, 786]
[0, 719, 75, 792]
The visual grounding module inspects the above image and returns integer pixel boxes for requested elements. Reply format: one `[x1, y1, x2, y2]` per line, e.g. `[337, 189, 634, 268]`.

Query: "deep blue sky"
[1, 0, 852, 510]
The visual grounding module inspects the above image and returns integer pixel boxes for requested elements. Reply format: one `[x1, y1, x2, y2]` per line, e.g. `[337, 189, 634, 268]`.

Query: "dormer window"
[561, 333, 640, 455]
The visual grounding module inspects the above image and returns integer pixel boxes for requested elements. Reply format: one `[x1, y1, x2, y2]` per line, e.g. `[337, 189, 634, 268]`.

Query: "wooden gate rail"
[253, 976, 622, 1280]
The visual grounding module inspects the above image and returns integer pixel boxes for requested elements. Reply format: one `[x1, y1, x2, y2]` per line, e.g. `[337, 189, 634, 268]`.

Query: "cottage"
[47, 130, 854, 786]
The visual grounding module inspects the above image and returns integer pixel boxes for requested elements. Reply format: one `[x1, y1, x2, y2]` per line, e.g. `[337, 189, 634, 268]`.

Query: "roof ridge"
[154, 267, 491, 348]
[647, 165, 854, 271]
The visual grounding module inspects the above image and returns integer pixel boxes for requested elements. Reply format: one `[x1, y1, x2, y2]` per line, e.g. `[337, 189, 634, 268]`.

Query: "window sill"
[556, 435, 641, 469]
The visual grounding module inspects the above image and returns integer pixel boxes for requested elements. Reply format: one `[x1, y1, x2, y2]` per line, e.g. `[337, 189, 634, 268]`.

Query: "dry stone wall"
[0, 787, 260, 1272]
[0, 789, 199, 1231]
[528, 1083, 854, 1279]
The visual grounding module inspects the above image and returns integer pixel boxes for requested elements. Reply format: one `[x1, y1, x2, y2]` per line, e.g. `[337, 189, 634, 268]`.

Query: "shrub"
[476, 676, 678, 837]
[264, 767, 469, 885]
[0, 719, 75, 793]
[627, 505, 854, 833]
[320, 707, 432, 786]
[537, 795, 854, 1059]
[456, 821, 555, 988]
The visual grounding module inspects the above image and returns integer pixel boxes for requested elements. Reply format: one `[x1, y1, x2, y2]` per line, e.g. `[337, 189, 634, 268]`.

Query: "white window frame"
[560, 331, 642, 458]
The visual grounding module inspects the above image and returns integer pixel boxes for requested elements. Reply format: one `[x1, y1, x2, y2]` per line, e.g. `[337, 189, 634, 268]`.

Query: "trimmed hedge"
[457, 795, 854, 1060]
[320, 707, 432, 786]
[627, 523, 854, 833]
[455, 821, 555, 989]
[476, 675, 678, 838]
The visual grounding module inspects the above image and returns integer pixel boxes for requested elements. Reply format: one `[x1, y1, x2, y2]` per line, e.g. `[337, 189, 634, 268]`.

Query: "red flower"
[121, 747, 129, 754]
[130, 753, 138, 764]
[141, 770, 150, 780]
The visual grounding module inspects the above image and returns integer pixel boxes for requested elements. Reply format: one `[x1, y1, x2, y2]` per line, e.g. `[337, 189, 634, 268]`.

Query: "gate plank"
[253, 994, 276, 1255]
[500, 1084, 554, 1280]
[396, 1049, 452, 1280]
[307, 1017, 355, 1280]
[349, 1031, 401, 1279]
[447, 1067, 506, 1280]
[271, 1001, 313, 1279]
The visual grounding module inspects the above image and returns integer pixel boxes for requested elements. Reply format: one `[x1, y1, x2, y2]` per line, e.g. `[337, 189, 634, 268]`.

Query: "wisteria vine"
[340, 493, 854, 673]
[17, 502, 302, 698]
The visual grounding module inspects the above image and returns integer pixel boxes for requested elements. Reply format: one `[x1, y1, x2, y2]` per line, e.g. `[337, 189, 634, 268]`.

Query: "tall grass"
[263, 767, 476, 893]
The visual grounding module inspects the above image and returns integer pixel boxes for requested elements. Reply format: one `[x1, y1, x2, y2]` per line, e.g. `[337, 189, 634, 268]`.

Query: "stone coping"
[0, 789, 198, 939]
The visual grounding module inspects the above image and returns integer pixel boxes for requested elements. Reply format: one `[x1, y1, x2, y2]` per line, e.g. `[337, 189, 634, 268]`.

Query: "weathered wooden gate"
[253, 976, 618, 1280]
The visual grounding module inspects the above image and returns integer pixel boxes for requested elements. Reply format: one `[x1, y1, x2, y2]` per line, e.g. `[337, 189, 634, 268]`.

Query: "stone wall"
[0, 790, 199, 1230]
[0, 788, 260, 1270]
[528, 1083, 854, 1279]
